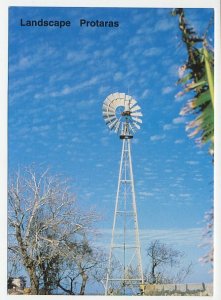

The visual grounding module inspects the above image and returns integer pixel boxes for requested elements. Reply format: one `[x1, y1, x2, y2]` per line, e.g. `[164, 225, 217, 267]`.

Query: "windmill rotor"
[102, 92, 142, 138]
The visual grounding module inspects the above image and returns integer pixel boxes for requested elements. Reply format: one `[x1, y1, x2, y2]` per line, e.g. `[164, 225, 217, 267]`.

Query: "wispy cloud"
[35, 76, 101, 99]
[100, 137, 110, 147]
[98, 227, 203, 247]
[175, 139, 184, 144]
[139, 228, 202, 246]
[113, 72, 123, 81]
[9, 44, 58, 73]
[139, 191, 154, 197]
[150, 134, 166, 141]
[162, 86, 174, 94]
[179, 193, 191, 197]
[143, 47, 163, 57]
[96, 164, 104, 168]
[163, 124, 175, 131]
[66, 50, 90, 63]
[141, 89, 149, 98]
[186, 160, 199, 165]
[173, 117, 186, 124]
[154, 18, 174, 32]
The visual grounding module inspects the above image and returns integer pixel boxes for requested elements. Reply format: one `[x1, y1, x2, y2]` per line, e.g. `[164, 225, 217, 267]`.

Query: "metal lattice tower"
[102, 93, 144, 295]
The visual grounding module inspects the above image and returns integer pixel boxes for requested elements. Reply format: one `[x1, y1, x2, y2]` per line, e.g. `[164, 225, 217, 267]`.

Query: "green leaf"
[203, 45, 214, 108]
[177, 73, 192, 84]
[185, 80, 206, 90]
[202, 129, 214, 144]
[195, 103, 213, 122]
[194, 90, 211, 107]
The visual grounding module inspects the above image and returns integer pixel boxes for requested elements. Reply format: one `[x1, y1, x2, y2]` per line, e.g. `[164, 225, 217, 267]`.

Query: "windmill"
[102, 92, 144, 295]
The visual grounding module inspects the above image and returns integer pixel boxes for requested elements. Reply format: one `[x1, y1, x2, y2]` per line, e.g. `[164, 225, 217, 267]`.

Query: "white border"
[0, 1, 220, 300]
[0, 0, 220, 8]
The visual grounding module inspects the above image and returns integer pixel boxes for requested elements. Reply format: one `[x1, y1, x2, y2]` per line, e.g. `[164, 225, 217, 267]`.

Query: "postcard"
[1, 0, 220, 299]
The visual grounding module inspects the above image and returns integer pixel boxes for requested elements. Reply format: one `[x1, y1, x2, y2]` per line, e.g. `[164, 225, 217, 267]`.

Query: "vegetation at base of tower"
[172, 8, 214, 272]
[8, 166, 107, 295]
[144, 240, 192, 284]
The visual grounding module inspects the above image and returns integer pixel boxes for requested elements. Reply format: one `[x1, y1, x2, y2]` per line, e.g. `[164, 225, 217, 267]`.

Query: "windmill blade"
[131, 117, 142, 124]
[104, 96, 117, 108]
[125, 95, 137, 109]
[130, 111, 143, 117]
[107, 94, 117, 102]
[104, 97, 112, 106]
[108, 118, 119, 130]
[132, 122, 141, 130]
[103, 112, 115, 118]
[103, 108, 116, 115]
[112, 92, 120, 100]
[125, 94, 132, 101]
[112, 92, 125, 100]
[102, 109, 115, 116]
[129, 123, 136, 134]
[130, 105, 141, 112]
[103, 102, 116, 111]
[129, 99, 137, 109]
[102, 104, 115, 113]
[111, 98, 125, 108]
[104, 115, 117, 124]
[114, 120, 121, 133]
[119, 92, 126, 99]
[124, 100, 130, 111]
[104, 115, 116, 123]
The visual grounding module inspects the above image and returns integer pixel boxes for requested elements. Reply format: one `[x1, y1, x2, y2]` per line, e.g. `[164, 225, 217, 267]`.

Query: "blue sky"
[8, 7, 214, 284]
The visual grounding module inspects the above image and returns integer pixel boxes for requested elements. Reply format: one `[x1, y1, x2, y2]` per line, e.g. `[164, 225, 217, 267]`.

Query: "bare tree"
[8, 166, 101, 295]
[145, 240, 192, 284]
[57, 240, 107, 295]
